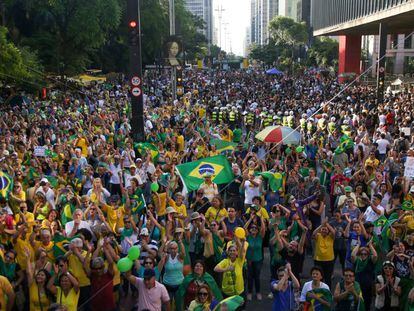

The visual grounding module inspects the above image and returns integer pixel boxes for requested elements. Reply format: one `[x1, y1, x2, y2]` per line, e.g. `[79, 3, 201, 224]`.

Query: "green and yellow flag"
[304, 288, 332, 311]
[213, 295, 244, 311]
[176, 155, 234, 191]
[210, 139, 238, 153]
[259, 171, 285, 192]
[52, 233, 79, 258]
[135, 142, 159, 161]
[0, 171, 13, 199]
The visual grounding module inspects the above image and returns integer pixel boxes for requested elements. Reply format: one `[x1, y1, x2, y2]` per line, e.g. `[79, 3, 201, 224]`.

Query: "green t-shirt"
[246, 235, 263, 262]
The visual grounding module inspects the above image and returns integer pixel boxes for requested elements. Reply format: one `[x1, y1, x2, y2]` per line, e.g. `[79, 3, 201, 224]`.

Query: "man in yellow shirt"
[312, 218, 336, 288]
[0, 275, 15, 311]
[31, 228, 55, 262]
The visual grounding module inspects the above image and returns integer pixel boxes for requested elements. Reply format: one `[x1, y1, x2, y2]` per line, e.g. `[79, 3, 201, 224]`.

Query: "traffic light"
[129, 20, 139, 46]
[176, 66, 183, 87]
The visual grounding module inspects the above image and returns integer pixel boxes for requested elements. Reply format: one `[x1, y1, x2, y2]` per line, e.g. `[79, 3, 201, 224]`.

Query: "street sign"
[131, 87, 142, 97]
[131, 76, 141, 86]
[379, 67, 385, 73]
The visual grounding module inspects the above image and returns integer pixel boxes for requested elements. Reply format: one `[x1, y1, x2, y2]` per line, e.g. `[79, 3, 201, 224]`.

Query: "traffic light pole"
[169, 0, 177, 101]
[376, 22, 387, 105]
[128, 0, 145, 142]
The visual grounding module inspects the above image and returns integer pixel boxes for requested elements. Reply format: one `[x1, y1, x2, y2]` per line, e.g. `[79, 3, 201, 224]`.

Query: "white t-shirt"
[121, 149, 136, 168]
[65, 220, 92, 236]
[364, 204, 385, 234]
[299, 281, 330, 302]
[376, 138, 390, 155]
[109, 163, 122, 184]
[244, 179, 261, 204]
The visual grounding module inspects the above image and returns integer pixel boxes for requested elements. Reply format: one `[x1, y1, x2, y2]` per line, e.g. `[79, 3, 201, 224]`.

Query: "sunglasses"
[144, 261, 153, 265]
[198, 292, 208, 297]
[5, 255, 14, 260]
[360, 252, 368, 256]
[92, 266, 104, 270]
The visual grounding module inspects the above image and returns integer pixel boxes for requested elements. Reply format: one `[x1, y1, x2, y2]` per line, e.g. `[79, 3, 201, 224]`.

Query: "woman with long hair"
[188, 284, 217, 311]
[375, 261, 401, 311]
[175, 260, 222, 311]
[26, 247, 51, 311]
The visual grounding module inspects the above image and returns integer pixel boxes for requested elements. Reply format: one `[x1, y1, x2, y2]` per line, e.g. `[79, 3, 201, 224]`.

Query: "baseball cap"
[143, 268, 156, 279]
[140, 228, 149, 236]
[288, 196, 296, 204]
[344, 186, 352, 192]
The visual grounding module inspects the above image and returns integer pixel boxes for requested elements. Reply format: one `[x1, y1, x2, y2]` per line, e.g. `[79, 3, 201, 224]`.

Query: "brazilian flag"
[130, 192, 146, 215]
[213, 295, 244, 311]
[135, 142, 159, 161]
[304, 288, 332, 311]
[259, 171, 285, 192]
[45, 175, 59, 188]
[402, 201, 413, 211]
[380, 213, 399, 252]
[175, 155, 234, 191]
[0, 171, 13, 199]
[335, 134, 354, 154]
[52, 233, 79, 258]
[61, 203, 76, 226]
[373, 215, 388, 227]
[210, 139, 238, 153]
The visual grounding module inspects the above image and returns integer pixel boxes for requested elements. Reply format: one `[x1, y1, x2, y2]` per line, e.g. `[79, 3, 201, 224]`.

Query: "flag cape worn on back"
[304, 288, 333, 311]
[259, 171, 284, 192]
[134, 142, 159, 161]
[335, 134, 354, 154]
[210, 139, 238, 153]
[0, 171, 13, 199]
[175, 155, 234, 191]
[213, 295, 244, 311]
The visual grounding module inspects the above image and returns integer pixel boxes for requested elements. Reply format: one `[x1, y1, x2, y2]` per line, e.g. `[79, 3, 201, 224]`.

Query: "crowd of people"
[0, 68, 414, 311]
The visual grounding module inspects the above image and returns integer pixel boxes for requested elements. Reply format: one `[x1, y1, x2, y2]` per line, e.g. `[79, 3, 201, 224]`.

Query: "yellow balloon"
[234, 227, 246, 239]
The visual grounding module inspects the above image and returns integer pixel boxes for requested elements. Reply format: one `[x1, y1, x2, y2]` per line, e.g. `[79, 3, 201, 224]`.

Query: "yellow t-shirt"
[68, 251, 90, 287]
[217, 257, 244, 295]
[154, 192, 167, 217]
[169, 199, 187, 227]
[365, 158, 379, 169]
[245, 207, 270, 220]
[176, 135, 185, 152]
[0, 275, 13, 311]
[14, 211, 35, 232]
[33, 241, 55, 262]
[56, 287, 79, 311]
[75, 138, 88, 157]
[314, 233, 334, 261]
[14, 237, 34, 270]
[30, 282, 51, 311]
[103, 204, 125, 233]
[205, 207, 228, 224]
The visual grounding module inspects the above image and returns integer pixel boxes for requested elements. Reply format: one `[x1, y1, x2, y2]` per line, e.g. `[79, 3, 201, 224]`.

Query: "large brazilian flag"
[176, 155, 234, 191]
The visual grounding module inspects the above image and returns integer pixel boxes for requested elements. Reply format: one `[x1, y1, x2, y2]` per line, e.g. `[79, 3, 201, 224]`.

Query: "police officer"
[287, 111, 295, 128]
[328, 117, 336, 134]
[317, 113, 328, 132]
[299, 113, 307, 133]
[211, 106, 218, 124]
[282, 111, 289, 126]
[307, 117, 316, 136]
[228, 106, 237, 129]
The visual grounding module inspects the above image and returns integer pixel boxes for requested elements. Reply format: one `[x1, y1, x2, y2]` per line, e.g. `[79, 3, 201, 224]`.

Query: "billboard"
[164, 36, 183, 67]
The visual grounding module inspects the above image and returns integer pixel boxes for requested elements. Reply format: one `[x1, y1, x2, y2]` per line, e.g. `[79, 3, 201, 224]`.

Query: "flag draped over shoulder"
[175, 155, 234, 191]
[304, 288, 333, 311]
[258, 171, 284, 192]
[210, 139, 237, 153]
[134, 142, 159, 161]
[213, 295, 244, 311]
[0, 171, 13, 199]
[52, 233, 79, 258]
[61, 203, 76, 226]
[335, 134, 354, 154]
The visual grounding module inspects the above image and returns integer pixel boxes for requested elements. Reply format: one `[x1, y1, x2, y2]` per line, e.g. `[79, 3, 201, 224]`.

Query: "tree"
[269, 16, 308, 47]
[307, 37, 338, 68]
[0, 26, 43, 89]
[4, 0, 121, 75]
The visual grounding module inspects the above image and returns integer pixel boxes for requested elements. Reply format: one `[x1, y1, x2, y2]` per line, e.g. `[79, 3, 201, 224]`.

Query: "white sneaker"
[267, 292, 273, 299]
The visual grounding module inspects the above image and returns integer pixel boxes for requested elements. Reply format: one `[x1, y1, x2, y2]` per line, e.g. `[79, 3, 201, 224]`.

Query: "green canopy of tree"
[2, 0, 207, 76]
[269, 16, 308, 47]
[0, 26, 43, 89]
[307, 37, 339, 68]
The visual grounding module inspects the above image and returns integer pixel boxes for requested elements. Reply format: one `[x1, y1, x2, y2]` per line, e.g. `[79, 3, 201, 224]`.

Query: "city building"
[184, 0, 213, 45]
[250, 0, 279, 45]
